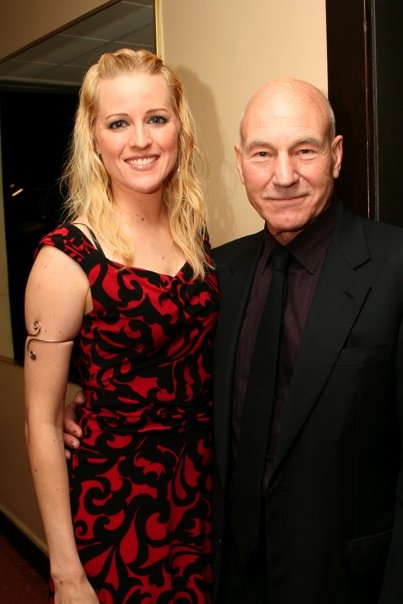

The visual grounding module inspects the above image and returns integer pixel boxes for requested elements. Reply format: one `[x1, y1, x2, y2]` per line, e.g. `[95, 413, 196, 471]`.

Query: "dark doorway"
[1, 88, 77, 362]
[326, 0, 403, 225]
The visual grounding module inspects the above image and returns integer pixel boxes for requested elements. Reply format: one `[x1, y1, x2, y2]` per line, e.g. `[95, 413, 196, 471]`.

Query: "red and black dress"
[39, 224, 219, 604]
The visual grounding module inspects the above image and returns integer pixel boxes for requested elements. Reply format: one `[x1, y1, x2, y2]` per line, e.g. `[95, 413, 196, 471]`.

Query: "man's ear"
[331, 135, 343, 179]
[234, 144, 245, 184]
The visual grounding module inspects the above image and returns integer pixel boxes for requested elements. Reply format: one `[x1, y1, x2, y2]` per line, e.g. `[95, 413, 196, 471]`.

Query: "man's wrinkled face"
[235, 81, 343, 244]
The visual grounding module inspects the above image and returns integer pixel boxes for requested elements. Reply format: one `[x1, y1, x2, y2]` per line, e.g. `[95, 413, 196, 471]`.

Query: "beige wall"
[0, 0, 115, 60]
[0, 358, 80, 551]
[158, 0, 328, 246]
[0, 0, 327, 550]
[0, 360, 39, 542]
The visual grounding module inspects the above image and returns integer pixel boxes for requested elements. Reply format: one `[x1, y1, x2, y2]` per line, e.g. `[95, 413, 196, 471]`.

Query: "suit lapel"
[270, 207, 372, 479]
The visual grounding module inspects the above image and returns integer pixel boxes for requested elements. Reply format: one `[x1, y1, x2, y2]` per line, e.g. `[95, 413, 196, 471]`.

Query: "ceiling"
[0, 0, 156, 88]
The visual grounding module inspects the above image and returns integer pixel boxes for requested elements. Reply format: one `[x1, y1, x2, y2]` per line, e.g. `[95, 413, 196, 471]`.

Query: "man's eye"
[252, 151, 270, 158]
[148, 115, 168, 125]
[108, 119, 128, 130]
[298, 148, 315, 156]
[251, 150, 272, 161]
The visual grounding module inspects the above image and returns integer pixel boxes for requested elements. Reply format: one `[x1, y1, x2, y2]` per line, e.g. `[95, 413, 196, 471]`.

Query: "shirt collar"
[262, 197, 340, 274]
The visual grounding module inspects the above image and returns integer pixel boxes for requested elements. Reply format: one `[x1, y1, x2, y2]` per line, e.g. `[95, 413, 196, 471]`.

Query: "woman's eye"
[109, 119, 128, 130]
[148, 115, 168, 125]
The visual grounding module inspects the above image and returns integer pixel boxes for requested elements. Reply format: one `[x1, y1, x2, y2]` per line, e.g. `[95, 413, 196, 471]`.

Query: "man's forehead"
[242, 103, 329, 144]
[243, 116, 325, 141]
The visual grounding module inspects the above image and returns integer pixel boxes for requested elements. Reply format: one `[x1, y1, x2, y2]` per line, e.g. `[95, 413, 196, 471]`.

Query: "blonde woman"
[24, 49, 218, 603]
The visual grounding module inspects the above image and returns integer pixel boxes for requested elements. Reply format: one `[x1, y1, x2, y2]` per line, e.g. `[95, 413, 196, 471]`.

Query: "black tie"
[231, 245, 291, 564]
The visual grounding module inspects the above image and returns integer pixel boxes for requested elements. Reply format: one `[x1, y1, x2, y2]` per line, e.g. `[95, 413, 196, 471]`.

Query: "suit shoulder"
[338, 204, 403, 256]
[212, 231, 264, 263]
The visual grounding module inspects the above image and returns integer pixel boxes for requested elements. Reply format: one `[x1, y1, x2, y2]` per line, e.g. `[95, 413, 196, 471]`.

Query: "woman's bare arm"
[24, 245, 99, 603]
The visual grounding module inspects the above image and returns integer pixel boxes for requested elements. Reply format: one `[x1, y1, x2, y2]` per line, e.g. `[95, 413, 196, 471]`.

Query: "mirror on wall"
[0, 0, 156, 365]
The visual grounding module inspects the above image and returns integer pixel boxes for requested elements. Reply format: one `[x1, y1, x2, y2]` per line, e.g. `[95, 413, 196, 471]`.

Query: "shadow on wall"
[175, 67, 238, 247]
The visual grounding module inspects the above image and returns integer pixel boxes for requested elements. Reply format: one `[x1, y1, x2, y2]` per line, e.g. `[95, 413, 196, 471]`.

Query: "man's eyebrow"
[242, 136, 325, 154]
[293, 137, 323, 147]
[243, 139, 271, 151]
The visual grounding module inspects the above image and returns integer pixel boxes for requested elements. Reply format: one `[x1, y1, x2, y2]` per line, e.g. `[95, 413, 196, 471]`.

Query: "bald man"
[212, 79, 403, 603]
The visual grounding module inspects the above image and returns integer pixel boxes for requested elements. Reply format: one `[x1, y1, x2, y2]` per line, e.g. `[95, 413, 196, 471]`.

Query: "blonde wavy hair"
[62, 48, 208, 277]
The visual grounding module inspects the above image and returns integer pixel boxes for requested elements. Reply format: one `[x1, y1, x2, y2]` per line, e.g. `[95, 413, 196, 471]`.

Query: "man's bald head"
[240, 78, 336, 146]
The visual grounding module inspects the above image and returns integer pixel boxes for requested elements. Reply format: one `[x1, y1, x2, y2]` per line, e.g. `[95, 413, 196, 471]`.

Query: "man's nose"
[272, 154, 298, 187]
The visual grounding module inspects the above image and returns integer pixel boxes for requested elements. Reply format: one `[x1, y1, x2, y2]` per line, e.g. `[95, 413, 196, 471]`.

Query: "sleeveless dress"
[39, 224, 219, 604]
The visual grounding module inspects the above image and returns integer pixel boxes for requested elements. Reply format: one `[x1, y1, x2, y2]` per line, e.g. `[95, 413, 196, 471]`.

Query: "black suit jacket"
[212, 204, 403, 603]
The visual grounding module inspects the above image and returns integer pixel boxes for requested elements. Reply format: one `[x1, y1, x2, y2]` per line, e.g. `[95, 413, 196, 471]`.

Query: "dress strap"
[71, 223, 106, 258]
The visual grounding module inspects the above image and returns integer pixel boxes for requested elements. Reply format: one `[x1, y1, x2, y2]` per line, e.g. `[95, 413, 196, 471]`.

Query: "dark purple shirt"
[232, 200, 340, 485]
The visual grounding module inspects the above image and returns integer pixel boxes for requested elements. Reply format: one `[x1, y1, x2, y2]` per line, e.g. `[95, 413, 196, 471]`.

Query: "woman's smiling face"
[94, 71, 180, 202]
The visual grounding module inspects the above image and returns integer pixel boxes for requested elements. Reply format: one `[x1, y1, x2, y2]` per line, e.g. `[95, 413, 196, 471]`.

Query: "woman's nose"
[129, 124, 151, 148]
